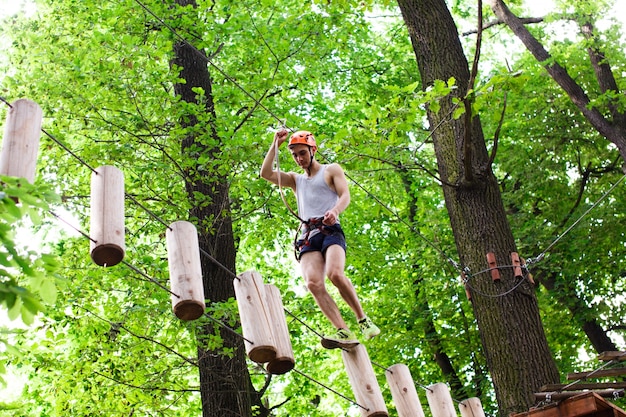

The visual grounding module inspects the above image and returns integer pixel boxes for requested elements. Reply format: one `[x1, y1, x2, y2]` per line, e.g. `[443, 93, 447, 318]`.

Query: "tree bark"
[396, 0, 560, 414]
[171, 1, 261, 416]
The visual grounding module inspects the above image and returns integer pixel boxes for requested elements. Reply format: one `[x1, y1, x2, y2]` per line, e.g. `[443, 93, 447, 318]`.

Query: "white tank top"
[295, 164, 339, 223]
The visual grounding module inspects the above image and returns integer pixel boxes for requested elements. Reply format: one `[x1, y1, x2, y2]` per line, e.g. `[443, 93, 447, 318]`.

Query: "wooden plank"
[540, 382, 626, 391]
[559, 393, 604, 417]
[598, 352, 626, 362]
[567, 368, 626, 380]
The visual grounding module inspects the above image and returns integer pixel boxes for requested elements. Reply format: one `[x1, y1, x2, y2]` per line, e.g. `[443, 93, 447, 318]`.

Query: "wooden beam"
[567, 368, 626, 380]
[534, 390, 624, 401]
[540, 382, 626, 391]
[598, 351, 626, 362]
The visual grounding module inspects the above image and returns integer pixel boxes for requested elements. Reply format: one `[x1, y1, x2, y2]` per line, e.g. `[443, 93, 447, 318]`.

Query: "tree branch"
[487, 0, 622, 146]
[462, 17, 544, 36]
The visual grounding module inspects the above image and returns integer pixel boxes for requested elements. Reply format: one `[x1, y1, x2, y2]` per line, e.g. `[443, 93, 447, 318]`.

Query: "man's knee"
[305, 276, 326, 294]
[326, 269, 347, 286]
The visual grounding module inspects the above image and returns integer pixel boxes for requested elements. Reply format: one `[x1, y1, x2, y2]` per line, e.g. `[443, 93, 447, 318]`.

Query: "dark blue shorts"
[296, 224, 346, 257]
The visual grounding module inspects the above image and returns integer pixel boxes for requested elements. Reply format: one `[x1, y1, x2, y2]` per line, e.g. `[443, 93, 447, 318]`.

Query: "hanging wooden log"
[425, 382, 456, 417]
[385, 363, 424, 417]
[459, 397, 485, 417]
[166, 220, 205, 321]
[0, 98, 42, 183]
[264, 284, 294, 375]
[90, 165, 125, 267]
[341, 344, 388, 417]
[233, 271, 276, 363]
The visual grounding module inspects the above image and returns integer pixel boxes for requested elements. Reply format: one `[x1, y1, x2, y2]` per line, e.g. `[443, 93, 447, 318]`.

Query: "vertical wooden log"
[264, 284, 295, 375]
[459, 397, 485, 417]
[166, 221, 205, 321]
[486, 252, 500, 281]
[386, 363, 425, 417]
[90, 165, 125, 267]
[233, 271, 276, 363]
[341, 344, 389, 417]
[426, 382, 457, 417]
[0, 98, 42, 183]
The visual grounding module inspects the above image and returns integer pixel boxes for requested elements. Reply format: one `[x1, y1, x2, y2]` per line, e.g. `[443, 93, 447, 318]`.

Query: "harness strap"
[294, 217, 332, 261]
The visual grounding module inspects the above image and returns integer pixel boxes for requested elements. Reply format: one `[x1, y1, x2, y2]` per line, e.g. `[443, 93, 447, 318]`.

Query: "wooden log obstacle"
[343, 344, 388, 416]
[90, 165, 125, 267]
[264, 284, 295, 374]
[233, 271, 294, 371]
[166, 220, 206, 321]
[386, 363, 425, 417]
[0, 98, 42, 184]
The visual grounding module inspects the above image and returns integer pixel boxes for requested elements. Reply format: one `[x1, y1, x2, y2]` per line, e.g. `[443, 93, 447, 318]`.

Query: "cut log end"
[248, 346, 277, 364]
[173, 300, 205, 321]
[266, 357, 295, 375]
[90, 244, 125, 267]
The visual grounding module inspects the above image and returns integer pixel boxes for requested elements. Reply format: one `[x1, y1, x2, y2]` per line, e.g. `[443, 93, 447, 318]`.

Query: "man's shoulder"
[324, 162, 344, 172]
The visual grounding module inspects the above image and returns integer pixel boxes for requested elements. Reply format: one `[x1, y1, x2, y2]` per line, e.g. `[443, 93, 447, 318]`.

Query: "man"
[260, 128, 380, 349]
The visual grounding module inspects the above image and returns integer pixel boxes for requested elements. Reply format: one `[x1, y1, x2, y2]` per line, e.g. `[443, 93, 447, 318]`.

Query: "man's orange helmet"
[288, 131, 317, 152]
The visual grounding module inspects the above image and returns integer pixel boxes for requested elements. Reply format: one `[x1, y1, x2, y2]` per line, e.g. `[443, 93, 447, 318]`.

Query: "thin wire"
[527, 173, 626, 266]
[198, 247, 240, 281]
[0, 95, 13, 107]
[48, 210, 96, 243]
[283, 308, 325, 339]
[292, 369, 368, 411]
[121, 260, 177, 296]
[462, 264, 532, 299]
[125, 194, 172, 230]
[48, 209, 180, 296]
[40, 128, 98, 174]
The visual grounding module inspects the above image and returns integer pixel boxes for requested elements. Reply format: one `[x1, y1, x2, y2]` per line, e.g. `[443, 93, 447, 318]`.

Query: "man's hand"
[274, 129, 289, 146]
[323, 209, 338, 226]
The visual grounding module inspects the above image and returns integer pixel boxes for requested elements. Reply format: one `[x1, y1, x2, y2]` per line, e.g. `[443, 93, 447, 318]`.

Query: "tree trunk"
[396, 0, 560, 414]
[401, 167, 474, 400]
[171, 1, 260, 415]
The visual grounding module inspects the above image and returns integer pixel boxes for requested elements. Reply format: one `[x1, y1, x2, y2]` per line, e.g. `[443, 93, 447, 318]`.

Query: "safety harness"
[293, 216, 333, 261]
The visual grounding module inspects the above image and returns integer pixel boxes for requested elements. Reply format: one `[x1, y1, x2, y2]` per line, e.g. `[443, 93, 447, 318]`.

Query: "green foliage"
[0, 0, 625, 415]
[0, 177, 61, 323]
